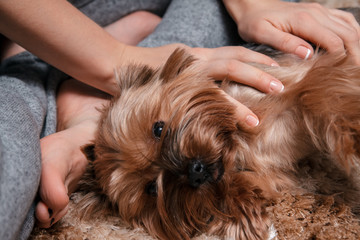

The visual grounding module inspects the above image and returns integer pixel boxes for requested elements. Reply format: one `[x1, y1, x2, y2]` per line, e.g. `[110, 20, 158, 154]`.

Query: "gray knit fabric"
[69, 0, 171, 27]
[0, 0, 299, 239]
[0, 52, 65, 240]
[138, 0, 242, 48]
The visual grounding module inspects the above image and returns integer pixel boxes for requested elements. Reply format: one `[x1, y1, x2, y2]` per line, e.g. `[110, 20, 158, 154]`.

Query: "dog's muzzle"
[188, 159, 224, 188]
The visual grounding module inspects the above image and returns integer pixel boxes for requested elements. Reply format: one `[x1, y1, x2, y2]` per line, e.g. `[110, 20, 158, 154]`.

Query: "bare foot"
[34, 11, 161, 228]
[35, 79, 109, 227]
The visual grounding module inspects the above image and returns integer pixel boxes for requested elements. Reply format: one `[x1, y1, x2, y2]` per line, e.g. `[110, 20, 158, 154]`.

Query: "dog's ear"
[159, 48, 196, 83]
[81, 144, 96, 161]
[115, 64, 156, 92]
[115, 48, 195, 91]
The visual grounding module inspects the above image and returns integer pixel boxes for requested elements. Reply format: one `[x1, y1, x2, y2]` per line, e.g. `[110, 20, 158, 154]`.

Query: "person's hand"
[223, 0, 360, 63]
[191, 46, 284, 127]
[125, 44, 284, 127]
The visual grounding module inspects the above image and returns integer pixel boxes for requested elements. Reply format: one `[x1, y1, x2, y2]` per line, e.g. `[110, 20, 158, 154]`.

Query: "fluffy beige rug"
[30, 191, 360, 240]
[302, 0, 360, 8]
[30, 1, 360, 239]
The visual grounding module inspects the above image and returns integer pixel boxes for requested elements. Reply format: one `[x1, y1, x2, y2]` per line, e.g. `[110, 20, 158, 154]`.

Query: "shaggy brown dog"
[78, 48, 360, 240]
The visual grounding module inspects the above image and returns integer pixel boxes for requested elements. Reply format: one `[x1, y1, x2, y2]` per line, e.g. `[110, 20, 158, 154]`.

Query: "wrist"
[95, 42, 128, 96]
[72, 41, 127, 96]
[121, 43, 190, 69]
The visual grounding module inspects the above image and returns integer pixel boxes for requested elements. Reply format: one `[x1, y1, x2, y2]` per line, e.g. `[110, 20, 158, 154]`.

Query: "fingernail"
[48, 208, 53, 218]
[271, 62, 280, 67]
[245, 115, 259, 127]
[270, 80, 284, 93]
[295, 46, 311, 60]
[50, 218, 55, 226]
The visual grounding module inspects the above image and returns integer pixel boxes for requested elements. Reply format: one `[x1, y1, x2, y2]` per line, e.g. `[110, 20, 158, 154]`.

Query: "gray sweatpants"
[0, 0, 297, 239]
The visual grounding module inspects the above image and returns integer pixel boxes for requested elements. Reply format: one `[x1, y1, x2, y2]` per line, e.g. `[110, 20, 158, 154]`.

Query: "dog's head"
[83, 49, 270, 240]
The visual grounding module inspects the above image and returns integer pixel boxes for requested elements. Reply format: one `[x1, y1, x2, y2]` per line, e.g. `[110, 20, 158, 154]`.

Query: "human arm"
[0, 0, 282, 100]
[0, 0, 131, 95]
[0, 0, 286, 125]
[223, 0, 360, 62]
[0, 0, 191, 96]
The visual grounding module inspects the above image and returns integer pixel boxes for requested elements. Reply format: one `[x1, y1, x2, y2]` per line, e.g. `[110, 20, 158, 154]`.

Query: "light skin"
[1, 0, 360, 229]
[223, 0, 360, 62]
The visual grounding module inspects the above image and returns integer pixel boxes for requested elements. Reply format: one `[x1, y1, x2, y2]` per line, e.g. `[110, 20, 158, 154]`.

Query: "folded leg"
[0, 52, 55, 240]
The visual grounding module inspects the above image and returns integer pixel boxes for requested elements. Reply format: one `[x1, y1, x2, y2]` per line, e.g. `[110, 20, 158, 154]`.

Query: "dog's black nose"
[188, 160, 209, 188]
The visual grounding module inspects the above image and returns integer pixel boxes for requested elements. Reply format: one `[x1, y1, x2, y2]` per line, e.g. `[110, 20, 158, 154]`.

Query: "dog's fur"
[78, 48, 360, 240]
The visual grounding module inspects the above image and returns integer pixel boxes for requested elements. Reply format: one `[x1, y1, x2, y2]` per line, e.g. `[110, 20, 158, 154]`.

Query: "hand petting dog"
[223, 0, 360, 63]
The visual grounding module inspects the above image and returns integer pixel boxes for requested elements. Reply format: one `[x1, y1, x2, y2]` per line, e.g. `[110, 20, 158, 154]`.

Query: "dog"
[78, 48, 360, 240]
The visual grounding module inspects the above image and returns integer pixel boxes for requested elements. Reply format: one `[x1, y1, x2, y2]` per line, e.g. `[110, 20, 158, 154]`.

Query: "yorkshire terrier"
[78, 48, 360, 240]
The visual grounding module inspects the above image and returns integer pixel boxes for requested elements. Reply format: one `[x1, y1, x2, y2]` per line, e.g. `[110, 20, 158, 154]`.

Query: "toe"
[36, 200, 70, 228]
[35, 201, 52, 225]
[35, 160, 70, 228]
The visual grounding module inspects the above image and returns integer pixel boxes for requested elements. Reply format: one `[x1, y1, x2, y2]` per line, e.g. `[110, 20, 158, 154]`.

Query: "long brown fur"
[78, 48, 360, 240]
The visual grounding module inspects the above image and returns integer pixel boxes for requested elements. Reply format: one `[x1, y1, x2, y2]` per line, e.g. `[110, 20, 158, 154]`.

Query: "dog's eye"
[145, 180, 157, 196]
[152, 121, 165, 140]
